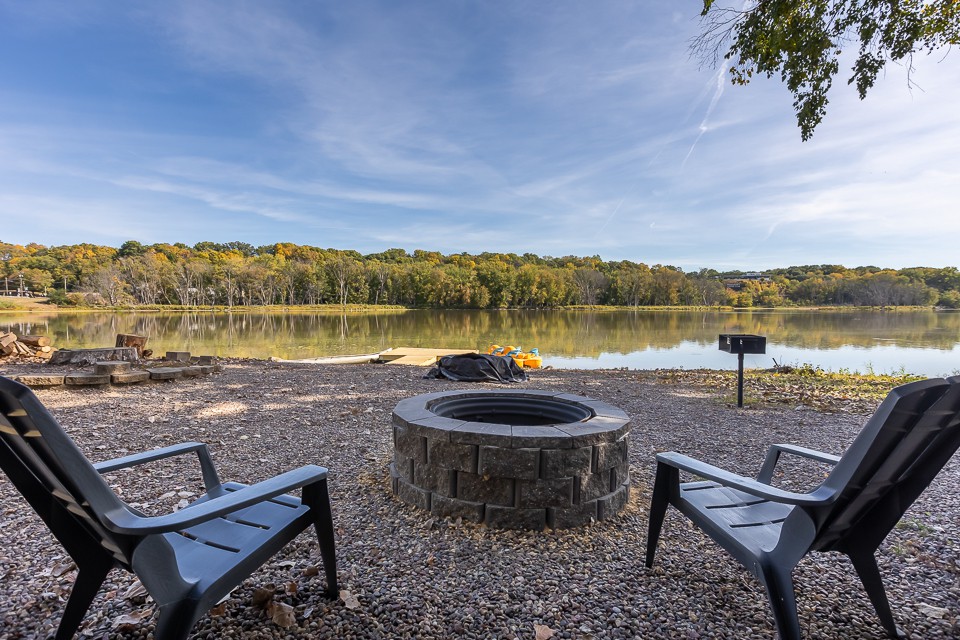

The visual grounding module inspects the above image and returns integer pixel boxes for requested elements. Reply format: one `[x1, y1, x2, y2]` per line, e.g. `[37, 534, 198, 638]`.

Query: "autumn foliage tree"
[697, 0, 959, 139]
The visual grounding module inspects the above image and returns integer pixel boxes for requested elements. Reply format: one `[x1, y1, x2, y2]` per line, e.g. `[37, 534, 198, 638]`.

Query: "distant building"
[722, 272, 771, 291]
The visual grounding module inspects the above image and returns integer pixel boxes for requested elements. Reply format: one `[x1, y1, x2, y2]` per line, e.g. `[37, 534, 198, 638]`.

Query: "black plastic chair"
[0, 376, 337, 639]
[646, 376, 960, 639]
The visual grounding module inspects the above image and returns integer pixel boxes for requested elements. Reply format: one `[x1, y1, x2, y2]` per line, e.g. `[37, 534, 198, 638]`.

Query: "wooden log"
[116, 334, 149, 357]
[19, 335, 51, 348]
[50, 347, 139, 366]
[14, 342, 35, 356]
[39, 345, 52, 353]
[0, 332, 17, 348]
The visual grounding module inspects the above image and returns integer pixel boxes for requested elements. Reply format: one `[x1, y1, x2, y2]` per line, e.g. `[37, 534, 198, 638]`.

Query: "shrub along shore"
[2, 240, 959, 309]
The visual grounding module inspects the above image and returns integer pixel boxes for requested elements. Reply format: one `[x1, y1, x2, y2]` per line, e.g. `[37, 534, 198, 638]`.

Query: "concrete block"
[413, 463, 454, 497]
[556, 415, 631, 447]
[93, 361, 131, 375]
[394, 478, 431, 511]
[457, 472, 514, 506]
[597, 481, 630, 521]
[165, 351, 191, 363]
[549, 500, 598, 530]
[427, 439, 477, 473]
[14, 375, 65, 387]
[594, 436, 629, 472]
[65, 373, 111, 386]
[478, 446, 539, 480]
[181, 366, 204, 377]
[430, 494, 484, 523]
[518, 477, 574, 508]
[510, 425, 574, 449]
[610, 461, 630, 488]
[541, 446, 593, 479]
[578, 469, 612, 503]
[147, 367, 184, 380]
[485, 505, 546, 530]
[391, 453, 415, 483]
[111, 371, 151, 385]
[393, 424, 427, 462]
[449, 422, 513, 448]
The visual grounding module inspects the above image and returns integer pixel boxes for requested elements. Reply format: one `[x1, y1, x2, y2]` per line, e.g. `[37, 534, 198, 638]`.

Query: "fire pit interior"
[391, 390, 631, 530]
[429, 395, 593, 426]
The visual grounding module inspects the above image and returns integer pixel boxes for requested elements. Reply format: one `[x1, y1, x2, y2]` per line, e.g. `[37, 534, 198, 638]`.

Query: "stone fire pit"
[390, 390, 631, 529]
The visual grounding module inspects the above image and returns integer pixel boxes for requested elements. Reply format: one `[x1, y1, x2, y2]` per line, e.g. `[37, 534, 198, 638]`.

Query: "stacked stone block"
[391, 390, 631, 530]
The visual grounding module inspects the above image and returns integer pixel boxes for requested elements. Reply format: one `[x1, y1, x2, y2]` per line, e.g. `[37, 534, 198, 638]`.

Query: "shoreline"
[0, 362, 957, 638]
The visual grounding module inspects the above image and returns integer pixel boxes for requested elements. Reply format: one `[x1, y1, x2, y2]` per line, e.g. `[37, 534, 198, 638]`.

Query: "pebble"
[0, 361, 957, 638]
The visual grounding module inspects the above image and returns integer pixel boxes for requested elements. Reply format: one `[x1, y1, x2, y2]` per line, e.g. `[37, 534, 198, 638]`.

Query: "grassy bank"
[657, 364, 927, 413]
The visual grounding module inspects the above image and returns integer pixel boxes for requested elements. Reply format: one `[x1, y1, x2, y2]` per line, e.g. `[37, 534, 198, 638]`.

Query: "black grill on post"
[719, 334, 766, 408]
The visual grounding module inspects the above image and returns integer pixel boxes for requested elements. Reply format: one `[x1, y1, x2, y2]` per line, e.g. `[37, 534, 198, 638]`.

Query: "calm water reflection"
[1, 309, 958, 376]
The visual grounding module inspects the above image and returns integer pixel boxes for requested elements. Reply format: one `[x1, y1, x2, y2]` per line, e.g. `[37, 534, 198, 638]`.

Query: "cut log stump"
[116, 334, 149, 357]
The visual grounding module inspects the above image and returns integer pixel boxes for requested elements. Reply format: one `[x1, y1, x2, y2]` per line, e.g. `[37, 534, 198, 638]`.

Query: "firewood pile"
[0, 332, 57, 360]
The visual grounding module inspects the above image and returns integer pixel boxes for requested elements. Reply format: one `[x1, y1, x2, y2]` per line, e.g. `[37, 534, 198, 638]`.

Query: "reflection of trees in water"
[1, 310, 958, 359]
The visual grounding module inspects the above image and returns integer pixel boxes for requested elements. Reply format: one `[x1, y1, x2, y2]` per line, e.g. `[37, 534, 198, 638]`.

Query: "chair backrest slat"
[0, 377, 133, 566]
[811, 377, 960, 550]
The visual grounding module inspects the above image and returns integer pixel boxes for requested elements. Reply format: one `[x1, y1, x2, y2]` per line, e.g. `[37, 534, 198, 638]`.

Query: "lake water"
[1, 309, 958, 376]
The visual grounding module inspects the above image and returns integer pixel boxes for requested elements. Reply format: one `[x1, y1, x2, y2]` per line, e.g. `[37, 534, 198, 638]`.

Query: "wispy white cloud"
[0, 1, 957, 269]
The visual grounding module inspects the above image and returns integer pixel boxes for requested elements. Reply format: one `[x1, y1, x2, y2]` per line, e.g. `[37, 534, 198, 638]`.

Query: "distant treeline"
[2, 240, 958, 309]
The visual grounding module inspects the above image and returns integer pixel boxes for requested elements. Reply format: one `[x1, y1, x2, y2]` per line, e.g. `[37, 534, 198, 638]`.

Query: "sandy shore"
[1, 361, 958, 639]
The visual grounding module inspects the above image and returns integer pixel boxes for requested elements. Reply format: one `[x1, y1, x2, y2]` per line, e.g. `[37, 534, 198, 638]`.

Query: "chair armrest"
[94, 441, 222, 493]
[656, 452, 836, 506]
[100, 465, 329, 535]
[756, 443, 841, 484]
[94, 442, 209, 473]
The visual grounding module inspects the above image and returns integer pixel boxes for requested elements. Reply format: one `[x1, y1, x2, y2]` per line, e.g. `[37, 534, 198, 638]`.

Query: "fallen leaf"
[124, 580, 148, 601]
[340, 589, 360, 609]
[251, 585, 276, 609]
[111, 608, 153, 629]
[302, 565, 320, 577]
[285, 581, 298, 595]
[534, 624, 556, 640]
[209, 602, 228, 617]
[918, 603, 949, 619]
[268, 601, 296, 628]
[51, 561, 77, 577]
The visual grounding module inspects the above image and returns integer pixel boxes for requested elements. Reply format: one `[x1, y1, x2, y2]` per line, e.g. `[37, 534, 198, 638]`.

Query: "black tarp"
[423, 353, 527, 383]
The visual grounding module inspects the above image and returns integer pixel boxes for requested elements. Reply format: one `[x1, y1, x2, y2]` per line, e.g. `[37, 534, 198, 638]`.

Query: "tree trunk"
[116, 334, 149, 357]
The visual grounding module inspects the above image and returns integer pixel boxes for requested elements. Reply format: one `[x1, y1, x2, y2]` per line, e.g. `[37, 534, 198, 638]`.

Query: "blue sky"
[1, 1, 958, 271]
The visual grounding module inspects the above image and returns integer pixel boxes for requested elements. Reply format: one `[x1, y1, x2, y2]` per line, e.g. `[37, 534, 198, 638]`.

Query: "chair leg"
[55, 556, 113, 640]
[848, 551, 906, 639]
[153, 601, 201, 640]
[758, 562, 802, 640]
[304, 480, 338, 597]
[645, 462, 676, 568]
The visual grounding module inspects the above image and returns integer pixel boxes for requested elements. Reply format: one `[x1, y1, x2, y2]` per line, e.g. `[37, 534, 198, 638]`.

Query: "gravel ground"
[0, 361, 958, 639]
